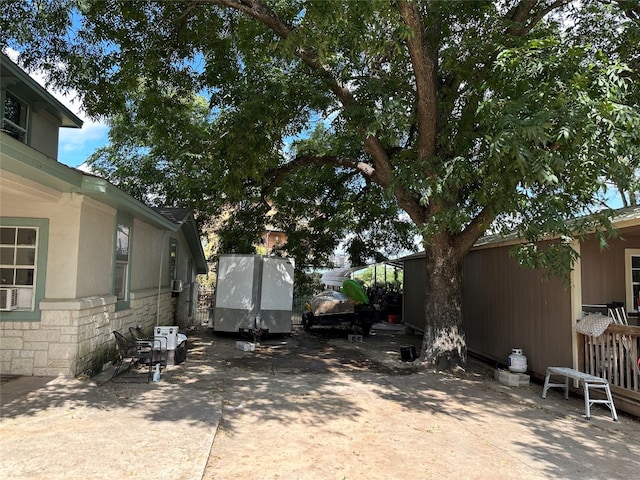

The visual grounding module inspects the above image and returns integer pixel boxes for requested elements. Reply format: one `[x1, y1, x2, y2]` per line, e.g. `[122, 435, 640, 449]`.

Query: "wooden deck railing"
[582, 325, 640, 393]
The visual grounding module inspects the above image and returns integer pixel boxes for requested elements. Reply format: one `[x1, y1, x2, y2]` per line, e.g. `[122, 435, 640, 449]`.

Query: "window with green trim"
[0, 226, 37, 310]
[2, 91, 28, 143]
[0, 218, 48, 318]
[114, 222, 131, 302]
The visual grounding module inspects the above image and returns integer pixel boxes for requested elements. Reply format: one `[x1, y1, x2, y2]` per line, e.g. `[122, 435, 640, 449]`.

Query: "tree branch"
[205, 1, 400, 183]
[608, 0, 640, 21]
[455, 206, 497, 257]
[507, 0, 573, 37]
[261, 155, 377, 200]
[397, 0, 438, 160]
[177, 1, 200, 22]
[201, 0, 356, 107]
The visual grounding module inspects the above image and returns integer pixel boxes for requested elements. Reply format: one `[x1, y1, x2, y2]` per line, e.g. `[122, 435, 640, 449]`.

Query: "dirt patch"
[223, 329, 423, 375]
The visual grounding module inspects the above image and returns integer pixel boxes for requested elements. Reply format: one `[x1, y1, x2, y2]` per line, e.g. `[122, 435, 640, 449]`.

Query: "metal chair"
[129, 326, 150, 341]
[606, 302, 628, 325]
[129, 326, 169, 368]
[112, 330, 159, 382]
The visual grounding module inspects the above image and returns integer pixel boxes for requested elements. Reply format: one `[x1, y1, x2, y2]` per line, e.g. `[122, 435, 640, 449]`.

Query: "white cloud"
[75, 162, 95, 174]
[59, 121, 109, 152]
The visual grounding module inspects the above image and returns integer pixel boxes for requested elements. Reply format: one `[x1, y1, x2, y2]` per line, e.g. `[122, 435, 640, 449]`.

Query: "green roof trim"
[2, 134, 207, 273]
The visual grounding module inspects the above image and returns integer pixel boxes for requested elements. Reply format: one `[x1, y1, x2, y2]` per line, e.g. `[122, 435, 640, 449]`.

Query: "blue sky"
[51, 87, 110, 168]
[58, 118, 109, 168]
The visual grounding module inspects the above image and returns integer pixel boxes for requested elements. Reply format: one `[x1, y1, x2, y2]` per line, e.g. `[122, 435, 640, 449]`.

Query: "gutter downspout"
[157, 231, 167, 326]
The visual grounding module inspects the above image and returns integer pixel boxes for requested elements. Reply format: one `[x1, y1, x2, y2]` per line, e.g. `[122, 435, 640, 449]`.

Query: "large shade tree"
[3, 0, 639, 369]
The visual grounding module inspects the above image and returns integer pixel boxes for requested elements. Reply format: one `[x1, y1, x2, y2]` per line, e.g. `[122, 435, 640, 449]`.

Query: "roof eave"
[1, 52, 83, 129]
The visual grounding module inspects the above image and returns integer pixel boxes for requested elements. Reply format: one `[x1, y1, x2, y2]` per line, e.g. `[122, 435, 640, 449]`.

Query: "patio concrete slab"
[0, 363, 221, 480]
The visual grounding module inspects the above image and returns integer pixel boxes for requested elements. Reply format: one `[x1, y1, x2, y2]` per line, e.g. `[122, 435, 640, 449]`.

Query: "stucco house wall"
[1, 53, 207, 377]
[0, 159, 205, 376]
[29, 108, 61, 159]
[77, 198, 115, 297]
[130, 218, 165, 292]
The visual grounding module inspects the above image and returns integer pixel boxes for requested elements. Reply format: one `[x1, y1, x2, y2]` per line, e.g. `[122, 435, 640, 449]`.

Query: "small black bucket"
[400, 346, 417, 362]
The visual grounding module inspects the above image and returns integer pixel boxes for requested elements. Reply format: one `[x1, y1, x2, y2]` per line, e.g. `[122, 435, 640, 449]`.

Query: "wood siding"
[401, 223, 640, 415]
[461, 242, 572, 378]
[580, 232, 640, 313]
[402, 257, 426, 333]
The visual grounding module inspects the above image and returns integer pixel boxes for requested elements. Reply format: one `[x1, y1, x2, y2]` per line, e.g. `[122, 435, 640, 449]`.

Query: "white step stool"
[542, 366, 618, 421]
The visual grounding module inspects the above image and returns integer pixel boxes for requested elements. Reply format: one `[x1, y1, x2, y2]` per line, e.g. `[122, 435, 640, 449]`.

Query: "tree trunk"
[420, 234, 467, 370]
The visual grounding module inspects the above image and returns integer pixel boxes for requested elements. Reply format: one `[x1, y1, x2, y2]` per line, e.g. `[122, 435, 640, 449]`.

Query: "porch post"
[570, 239, 582, 374]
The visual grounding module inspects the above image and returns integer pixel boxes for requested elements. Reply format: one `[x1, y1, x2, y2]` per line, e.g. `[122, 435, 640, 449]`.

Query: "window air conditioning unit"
[0, 288, 18, 311]
[171, 280, 184, 293]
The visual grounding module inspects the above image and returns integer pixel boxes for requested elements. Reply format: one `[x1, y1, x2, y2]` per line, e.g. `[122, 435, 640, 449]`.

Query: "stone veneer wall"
[0, 288, 175, 377]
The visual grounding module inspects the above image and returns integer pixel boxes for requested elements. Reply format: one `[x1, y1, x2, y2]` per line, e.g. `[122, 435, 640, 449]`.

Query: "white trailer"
[212, 254, 295, 334]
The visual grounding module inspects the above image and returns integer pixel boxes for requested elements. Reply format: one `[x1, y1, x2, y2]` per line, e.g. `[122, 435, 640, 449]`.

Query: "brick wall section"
[0, 289, 175, 377]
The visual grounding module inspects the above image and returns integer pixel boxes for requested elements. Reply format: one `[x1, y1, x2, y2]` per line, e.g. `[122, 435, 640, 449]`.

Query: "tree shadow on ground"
[197, 328, 639, 480]
[1, 327, 638, 480]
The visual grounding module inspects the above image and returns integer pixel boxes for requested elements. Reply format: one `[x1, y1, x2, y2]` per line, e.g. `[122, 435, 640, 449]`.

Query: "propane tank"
[508, 348, 527, 373]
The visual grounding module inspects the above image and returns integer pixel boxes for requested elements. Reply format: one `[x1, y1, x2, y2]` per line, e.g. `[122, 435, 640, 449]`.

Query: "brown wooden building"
[260, 228, 287, 255]
[402, 206, 640, 417]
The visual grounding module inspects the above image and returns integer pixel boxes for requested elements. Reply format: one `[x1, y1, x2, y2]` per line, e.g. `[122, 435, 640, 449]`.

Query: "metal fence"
[198, 289, 215, 309]
[195, 306, 210, 326]
[291, 295, 312, 326]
